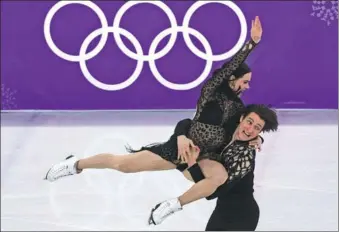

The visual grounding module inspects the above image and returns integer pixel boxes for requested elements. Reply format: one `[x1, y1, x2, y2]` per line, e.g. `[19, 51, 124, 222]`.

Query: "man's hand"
[249, 136, 263, 152]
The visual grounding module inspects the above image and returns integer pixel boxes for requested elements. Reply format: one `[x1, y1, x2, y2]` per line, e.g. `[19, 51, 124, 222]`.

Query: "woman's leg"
[149, 159, 228, 225]
[178, 159, 228, 206]
[45, 150, 176, 182]
[77, 150, 176, 172]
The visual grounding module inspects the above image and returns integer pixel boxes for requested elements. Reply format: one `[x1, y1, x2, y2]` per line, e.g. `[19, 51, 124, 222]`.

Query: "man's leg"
[45, 150, 177, 182]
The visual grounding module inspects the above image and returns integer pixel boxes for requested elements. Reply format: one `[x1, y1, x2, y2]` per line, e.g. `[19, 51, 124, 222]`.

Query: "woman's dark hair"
[215, 62, 252, 95]
[233, 62, 251, 79]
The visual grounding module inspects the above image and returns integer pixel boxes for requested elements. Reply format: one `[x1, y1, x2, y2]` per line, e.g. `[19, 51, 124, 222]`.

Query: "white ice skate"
[44, 155, 80, 182]
[148, 198, 182, 225]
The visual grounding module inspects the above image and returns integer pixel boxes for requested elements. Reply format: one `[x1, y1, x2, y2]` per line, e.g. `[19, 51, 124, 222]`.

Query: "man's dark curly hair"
[241, 104, 279, 133]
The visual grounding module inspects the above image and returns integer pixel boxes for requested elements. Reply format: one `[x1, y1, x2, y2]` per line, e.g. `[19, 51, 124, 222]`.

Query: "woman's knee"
[116, 163, 135, 173]
[111, 151, 147, 173]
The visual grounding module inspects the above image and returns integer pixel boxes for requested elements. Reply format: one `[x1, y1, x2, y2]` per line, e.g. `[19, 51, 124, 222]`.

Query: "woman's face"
[230, 72, 252, 96]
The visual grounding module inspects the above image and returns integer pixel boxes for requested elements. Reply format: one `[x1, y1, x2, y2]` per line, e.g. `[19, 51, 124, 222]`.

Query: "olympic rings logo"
[43, 1, 247, 91]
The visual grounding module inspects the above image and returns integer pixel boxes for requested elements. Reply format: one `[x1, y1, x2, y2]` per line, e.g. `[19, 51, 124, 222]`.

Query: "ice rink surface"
[1, 110, 338, 231]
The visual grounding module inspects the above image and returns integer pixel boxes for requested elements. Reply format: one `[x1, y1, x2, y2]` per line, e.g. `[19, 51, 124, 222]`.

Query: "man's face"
[235, 112, 265, 141]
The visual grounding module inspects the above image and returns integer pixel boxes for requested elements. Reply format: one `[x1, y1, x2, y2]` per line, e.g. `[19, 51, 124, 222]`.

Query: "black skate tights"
[205, 197, 259, 231]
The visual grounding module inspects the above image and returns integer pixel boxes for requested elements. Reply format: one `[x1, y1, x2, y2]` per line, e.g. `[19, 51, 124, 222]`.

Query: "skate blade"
[148, 208, 156, 225]
[43, 167, 52, 181]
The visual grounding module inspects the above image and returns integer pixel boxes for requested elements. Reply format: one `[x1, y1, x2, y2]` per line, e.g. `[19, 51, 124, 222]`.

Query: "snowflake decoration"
[311, 0, 338, 26]
[1, 84, 18, 110]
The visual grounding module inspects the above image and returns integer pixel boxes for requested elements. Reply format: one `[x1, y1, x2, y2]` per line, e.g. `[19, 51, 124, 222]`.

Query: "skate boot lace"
[163, 202, 176, 218]
[54, 164, 72, 179]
